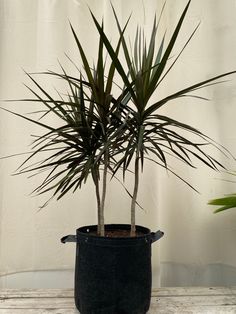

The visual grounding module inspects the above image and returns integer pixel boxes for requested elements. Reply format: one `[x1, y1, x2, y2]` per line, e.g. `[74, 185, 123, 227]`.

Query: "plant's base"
[89, 228, 145, 238]
[74, 225, 153, 314]
[75, 295, 149, 314]
[76, 304, 148, 314]
[60, 225, 163, 313]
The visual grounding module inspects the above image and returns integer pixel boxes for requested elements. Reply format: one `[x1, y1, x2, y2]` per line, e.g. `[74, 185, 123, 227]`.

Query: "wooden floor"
[0, 287, 236, 313]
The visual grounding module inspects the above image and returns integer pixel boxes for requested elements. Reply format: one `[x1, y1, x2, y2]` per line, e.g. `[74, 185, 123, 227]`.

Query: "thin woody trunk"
[100, 150, 109, 236]
[130, 154, 139, 237]
[94, 177, 102, 236]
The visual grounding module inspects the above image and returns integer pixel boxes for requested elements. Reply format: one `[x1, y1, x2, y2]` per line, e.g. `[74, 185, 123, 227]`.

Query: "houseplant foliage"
[3, 0, 235, 236]
[208, 172, 236, 213]
[92, 0, 236, 236]
[2, 0, 236, 313]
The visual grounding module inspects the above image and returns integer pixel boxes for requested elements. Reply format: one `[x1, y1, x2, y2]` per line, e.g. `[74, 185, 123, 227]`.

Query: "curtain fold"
[0, 0, 236, 288]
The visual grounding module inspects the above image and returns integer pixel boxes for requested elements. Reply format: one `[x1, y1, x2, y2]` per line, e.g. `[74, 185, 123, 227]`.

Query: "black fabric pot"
[61, 224, 164, 314]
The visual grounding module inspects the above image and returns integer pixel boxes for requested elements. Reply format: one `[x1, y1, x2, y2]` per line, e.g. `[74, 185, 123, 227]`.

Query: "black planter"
[61, 224, 164, 314]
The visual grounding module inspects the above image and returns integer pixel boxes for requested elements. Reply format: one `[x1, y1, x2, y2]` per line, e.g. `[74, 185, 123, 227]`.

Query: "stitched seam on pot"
[77, 235, 152, 245]
[76, 241, 152, 247]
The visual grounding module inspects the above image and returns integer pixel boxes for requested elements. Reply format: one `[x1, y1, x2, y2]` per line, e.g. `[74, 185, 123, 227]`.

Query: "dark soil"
[89, 229, 146, 238]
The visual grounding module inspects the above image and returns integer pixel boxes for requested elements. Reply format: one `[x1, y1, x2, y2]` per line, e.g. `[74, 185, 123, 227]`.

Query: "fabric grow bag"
[61, 224, 164, 314]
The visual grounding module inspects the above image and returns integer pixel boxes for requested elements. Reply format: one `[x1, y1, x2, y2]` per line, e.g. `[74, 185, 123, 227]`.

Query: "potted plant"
[3, 1, 236, 313]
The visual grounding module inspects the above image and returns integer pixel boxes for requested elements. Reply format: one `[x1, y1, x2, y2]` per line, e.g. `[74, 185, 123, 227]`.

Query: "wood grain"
[0, 287, 235, 313]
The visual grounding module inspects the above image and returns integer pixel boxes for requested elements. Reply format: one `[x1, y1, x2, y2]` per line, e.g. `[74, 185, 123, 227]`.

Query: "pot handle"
[61, 235, 77, 243]
[151, 230, 164, 243]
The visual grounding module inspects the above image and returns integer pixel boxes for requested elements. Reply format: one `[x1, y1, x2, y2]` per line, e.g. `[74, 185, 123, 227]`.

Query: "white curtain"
[0, 0, 236, 288]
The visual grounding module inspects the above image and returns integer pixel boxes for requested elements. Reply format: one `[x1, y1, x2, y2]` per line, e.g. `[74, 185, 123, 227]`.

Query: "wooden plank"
[1, 294, 236, 309]
[0, 306, 236, 314]
[0, 297, 74, 309]
[0, 289, 74, 298]
[152, 295, 236, 306]
[150, 288, 236, 314]
[0, 310, 78, 314]
[152, 286, 236, 297]
[0, 288, 236, 313]
[2, 287, 236, 298]
[149, 305, 236, 314]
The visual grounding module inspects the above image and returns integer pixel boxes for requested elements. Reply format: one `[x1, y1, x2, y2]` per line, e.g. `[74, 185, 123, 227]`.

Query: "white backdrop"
[1, 0, 236, 289]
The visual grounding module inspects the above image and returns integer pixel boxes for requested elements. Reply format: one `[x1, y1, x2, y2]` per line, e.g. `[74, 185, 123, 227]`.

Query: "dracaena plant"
[90, 0, 235, 235]
[3, 20, 131, 237]
[2, 0, 235, 237]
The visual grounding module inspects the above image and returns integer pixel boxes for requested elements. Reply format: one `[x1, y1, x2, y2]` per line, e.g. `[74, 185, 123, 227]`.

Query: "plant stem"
[131, 153, 139, 237]
[100, 150, 109, 237]
[93, 170, 102, 236]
